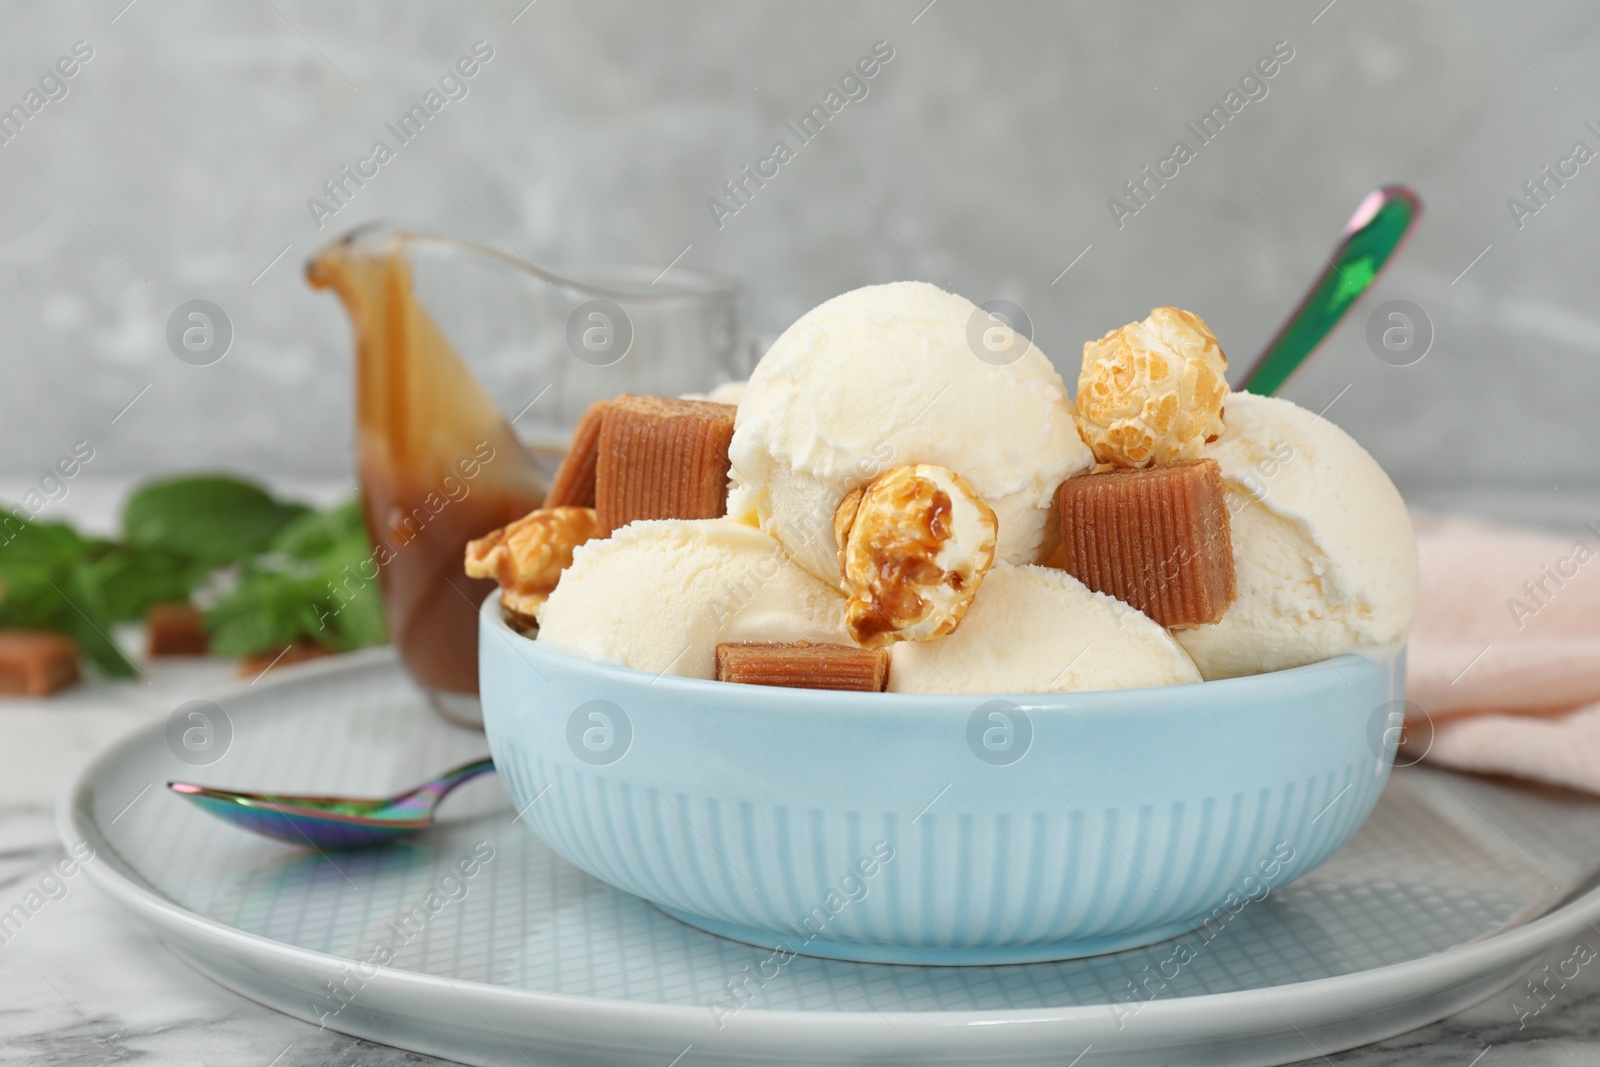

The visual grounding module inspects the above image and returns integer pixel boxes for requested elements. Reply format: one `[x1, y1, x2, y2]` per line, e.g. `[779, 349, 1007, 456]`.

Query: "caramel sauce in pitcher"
[308, 234, 546, 696]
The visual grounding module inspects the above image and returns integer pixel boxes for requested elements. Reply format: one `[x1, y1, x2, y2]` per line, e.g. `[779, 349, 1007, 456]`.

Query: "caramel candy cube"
[147, 603, 209, 657]
[595, 395, 735, 534]
[237, 641, 333, 681]
[715, 641, 890, 692]
[544, 399, 611, 509]
[1056, 459, 1235, 628]
[0, 630, 81, 696]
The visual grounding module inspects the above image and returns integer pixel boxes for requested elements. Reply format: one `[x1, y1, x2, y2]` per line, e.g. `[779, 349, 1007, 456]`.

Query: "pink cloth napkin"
[1406, 513, 1600, 793]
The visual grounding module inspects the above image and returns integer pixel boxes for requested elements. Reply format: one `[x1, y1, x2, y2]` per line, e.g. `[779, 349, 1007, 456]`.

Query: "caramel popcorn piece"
[1056, 459, 1235, 628]
[1076, 306, 1229, 468]
[146, 603, 208, 657]
[465, 506, 602, 617]
[498, 590, 547, 624]
[836, 465, 998, 648]
[544, 399, 611, 509]
[716, 641, 890, 692]
[0, 630, 80, 696]
[595, 395, 736, 534]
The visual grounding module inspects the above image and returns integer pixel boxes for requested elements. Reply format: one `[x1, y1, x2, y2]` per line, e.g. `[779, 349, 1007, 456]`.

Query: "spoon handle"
[400, 756, 498, 810]
[1240, 185, 1422, 396]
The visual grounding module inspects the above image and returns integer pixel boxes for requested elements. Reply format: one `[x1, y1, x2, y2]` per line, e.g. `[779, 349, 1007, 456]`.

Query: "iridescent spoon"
[167, 757, 495, 849]
[1240, 185, 1422, 396]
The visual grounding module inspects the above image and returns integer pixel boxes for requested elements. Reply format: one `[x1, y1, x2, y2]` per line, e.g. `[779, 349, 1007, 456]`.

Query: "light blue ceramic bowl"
[479, 595, 1403, 965]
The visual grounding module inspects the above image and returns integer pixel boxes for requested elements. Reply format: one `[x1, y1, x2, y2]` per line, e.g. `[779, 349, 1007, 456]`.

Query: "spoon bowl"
[167, 757, 495, 849]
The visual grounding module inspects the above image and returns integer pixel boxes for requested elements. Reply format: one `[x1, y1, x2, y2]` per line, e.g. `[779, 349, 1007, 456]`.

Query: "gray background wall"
[2, 0, 1596, 505]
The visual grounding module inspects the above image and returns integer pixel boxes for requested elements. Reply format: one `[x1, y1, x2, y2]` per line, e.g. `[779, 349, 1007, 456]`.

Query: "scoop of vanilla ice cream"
[889, 563, 1200, 694]
[1173, 393, 1417, 679]
[536, 519, 848, 678]
[728, 282, 1093, 587]
[681, 380, 747, 405]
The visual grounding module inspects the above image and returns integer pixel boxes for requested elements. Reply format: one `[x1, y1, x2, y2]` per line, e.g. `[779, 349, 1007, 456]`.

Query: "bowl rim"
[480, 592, 1398, 708]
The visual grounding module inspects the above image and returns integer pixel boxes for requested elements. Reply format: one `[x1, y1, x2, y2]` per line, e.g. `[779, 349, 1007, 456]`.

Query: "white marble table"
[4, 479, 1600, 1064]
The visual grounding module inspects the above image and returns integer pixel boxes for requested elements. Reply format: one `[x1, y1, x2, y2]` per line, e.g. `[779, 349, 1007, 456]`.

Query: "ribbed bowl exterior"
[480, 598, 1401, 964]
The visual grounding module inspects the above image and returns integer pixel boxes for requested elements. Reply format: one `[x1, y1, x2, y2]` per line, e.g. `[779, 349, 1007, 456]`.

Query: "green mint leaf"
[0, 566, 135, 677]
[270, 497, 368, 560]
[203, 562, 326, 657]
[79, 545, 204, 623]
[0, 517, 100, 577]
[204, 497, 388, 657]
[123, 476, 311, 568]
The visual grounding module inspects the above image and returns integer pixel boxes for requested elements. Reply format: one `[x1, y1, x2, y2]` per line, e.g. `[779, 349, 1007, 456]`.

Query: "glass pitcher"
[308, 224, 744, 726]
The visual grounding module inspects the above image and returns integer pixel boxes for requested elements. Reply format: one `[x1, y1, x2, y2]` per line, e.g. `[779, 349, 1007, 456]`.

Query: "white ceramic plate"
[62, 649, 1600, 1066]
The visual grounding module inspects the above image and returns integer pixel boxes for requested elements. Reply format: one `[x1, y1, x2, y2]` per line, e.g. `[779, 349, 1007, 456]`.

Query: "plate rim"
[60, 648, 1600, 1049]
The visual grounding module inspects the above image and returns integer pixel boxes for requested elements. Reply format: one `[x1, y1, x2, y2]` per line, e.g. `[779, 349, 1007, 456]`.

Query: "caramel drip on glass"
[308, 234, 546, 695]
